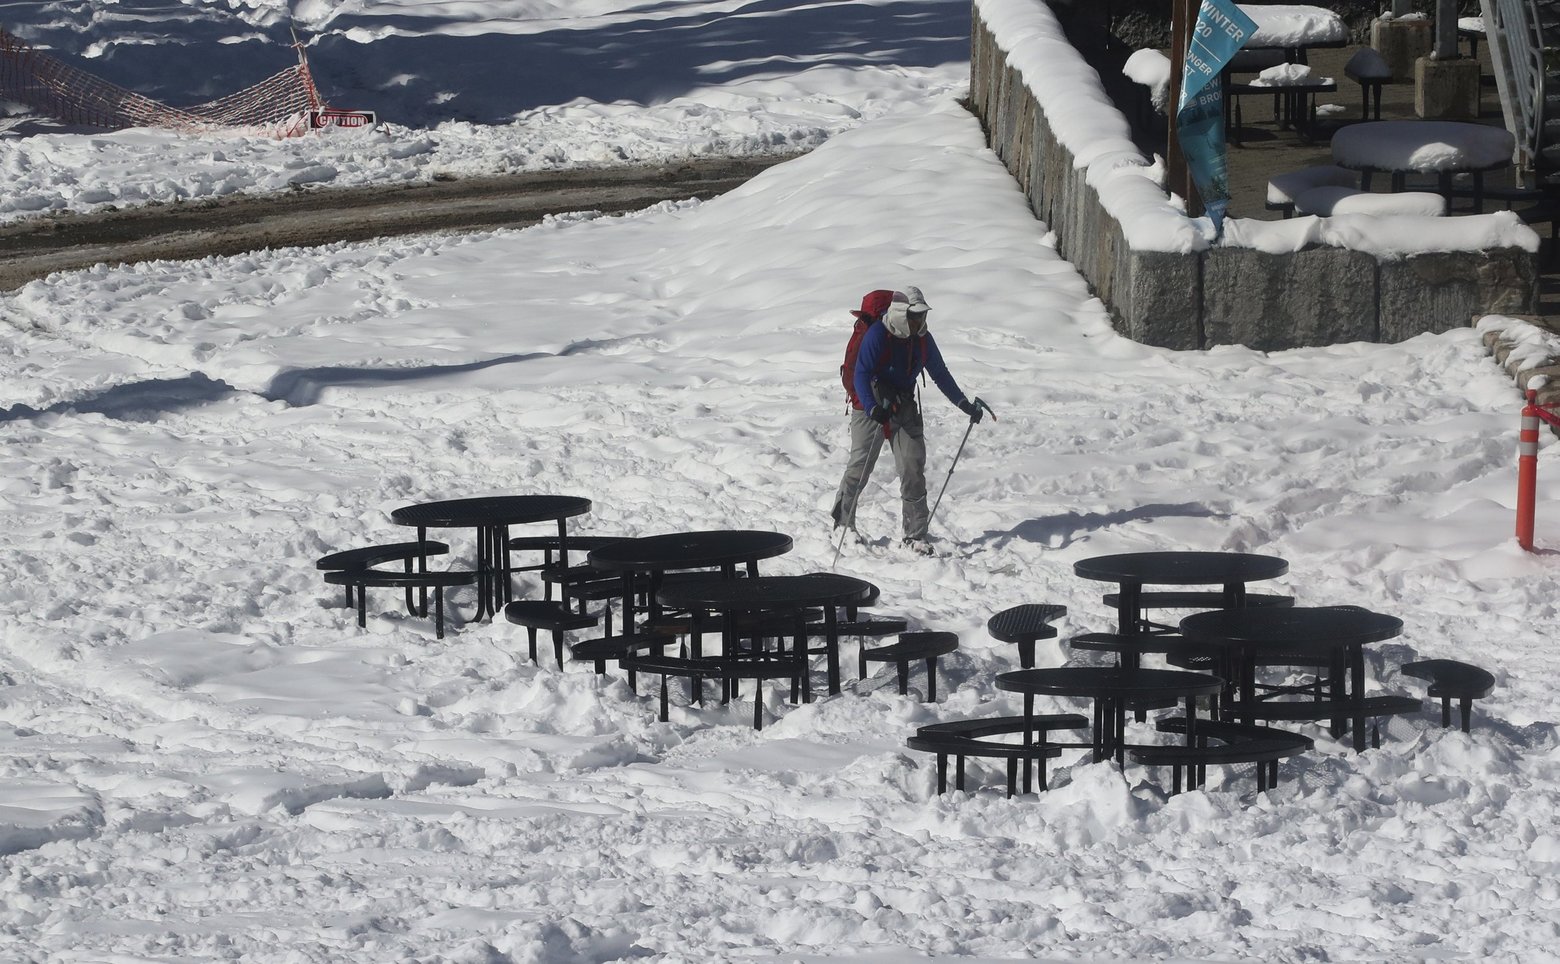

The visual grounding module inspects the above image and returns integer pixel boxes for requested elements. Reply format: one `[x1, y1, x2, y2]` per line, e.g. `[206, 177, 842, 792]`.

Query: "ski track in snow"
[3, 98, 1560, 961]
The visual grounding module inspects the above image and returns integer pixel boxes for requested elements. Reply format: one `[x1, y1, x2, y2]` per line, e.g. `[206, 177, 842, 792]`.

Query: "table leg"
[1329, 646, 1347, 740]
[417, 525, 429, 616]
[1240, 642, 1256, 724]
[489, 525, 505, 615]
[1185, 694, 1205, 787]
[556, 518, 571, 606]
[1349, 641, 1368, 752]
[1112, 696, 1127, 767]
[1117, 582, 1141, 635]
[620, 572, 637, 638]
[474, 525, 492, 620]
[796, 610, 812, 704]
[1091, 698, 1106, 764]
[500, 524, 513, 606]
[1222, 581, 1246, 609]
[824, 605, 841, 696]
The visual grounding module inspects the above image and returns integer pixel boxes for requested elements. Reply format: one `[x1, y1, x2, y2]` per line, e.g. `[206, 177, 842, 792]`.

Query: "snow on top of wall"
[1223, 210, 1539, 257]
[1477, 314, 1560, 388]
[974, 0, 1540, 258]
[973, 0, 1203, 253]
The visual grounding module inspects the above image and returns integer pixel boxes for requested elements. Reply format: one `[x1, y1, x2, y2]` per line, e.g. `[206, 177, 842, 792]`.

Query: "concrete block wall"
[971, 2, 1538, 351]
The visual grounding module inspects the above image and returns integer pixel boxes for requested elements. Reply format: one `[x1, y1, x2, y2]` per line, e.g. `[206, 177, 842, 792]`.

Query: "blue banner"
[1176, 0, 1257, 234]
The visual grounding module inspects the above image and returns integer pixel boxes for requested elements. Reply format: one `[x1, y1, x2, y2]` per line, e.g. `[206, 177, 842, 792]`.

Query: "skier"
[831, 286, 985, 553]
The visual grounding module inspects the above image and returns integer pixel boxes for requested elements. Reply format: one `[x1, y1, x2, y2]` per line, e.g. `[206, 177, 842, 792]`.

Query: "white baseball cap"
[904, 286, 931, 313]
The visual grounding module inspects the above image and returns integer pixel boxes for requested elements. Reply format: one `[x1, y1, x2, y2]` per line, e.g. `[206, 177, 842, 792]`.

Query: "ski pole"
[928, 397, 995, 526]
[831, 428, 887, 570]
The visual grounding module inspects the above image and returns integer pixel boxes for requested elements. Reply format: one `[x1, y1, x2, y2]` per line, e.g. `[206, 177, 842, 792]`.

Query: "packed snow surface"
[0, 0, 967, 222]
[4, 94, 1560, 962]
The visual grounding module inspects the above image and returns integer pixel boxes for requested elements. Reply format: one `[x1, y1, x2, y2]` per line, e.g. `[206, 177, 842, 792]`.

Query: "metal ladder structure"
[1482, 0, 1560, 185]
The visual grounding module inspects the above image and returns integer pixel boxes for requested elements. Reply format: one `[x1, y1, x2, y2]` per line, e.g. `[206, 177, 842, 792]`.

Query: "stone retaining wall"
[970, 3, 1538, 351]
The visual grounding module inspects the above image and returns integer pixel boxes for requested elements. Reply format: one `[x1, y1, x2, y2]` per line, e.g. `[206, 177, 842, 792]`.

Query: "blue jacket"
[853, 323, 966, 413]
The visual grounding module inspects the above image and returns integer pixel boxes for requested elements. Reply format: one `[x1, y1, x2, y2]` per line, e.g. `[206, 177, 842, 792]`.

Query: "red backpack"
[841, 289, 895, 408]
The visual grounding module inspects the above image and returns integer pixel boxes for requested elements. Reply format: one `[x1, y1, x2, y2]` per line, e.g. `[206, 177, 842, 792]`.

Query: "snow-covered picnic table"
[1238, 4, 1349, 51]
[1228, 62, 1337, 144]
[1331, 120, 1515, 210]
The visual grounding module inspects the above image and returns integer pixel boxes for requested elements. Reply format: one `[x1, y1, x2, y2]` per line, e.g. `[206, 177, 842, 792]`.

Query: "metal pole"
[1166, 0, 1202, 217]
[927, 420, 977, 527]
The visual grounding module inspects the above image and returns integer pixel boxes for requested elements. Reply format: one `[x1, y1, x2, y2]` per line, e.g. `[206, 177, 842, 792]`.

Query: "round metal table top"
[390, 495, 591, 529]
[1331, 120, 1516, 175]
[1073, 551, 1289, 586]
[996, 666, 1226, 699]
[587, 530, 793, 573]
[1178, 605, 1403, 648]
[657, 573, 872, 613]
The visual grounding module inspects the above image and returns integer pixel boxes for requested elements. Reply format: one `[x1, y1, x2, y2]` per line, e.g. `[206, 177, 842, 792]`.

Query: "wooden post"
[1166, 0, 1203, 217]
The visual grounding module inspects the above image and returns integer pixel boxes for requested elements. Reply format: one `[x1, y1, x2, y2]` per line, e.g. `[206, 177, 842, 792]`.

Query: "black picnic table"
[390, 495, 591, 620]
[1178, 605, 1404, 748]
[1073, 551, 1289, 657]
[658, 573, 874, 696]
[997, 666, 1225, 765]
[587, 529, 793, 633]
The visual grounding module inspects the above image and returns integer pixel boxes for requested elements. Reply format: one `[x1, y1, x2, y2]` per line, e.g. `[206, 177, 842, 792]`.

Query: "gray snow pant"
[831, 403, 928, 540]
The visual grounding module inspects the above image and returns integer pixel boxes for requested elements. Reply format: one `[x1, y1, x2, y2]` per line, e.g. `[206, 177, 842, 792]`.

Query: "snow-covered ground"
[0, 0, 967, 221]
[4, 90, 1560, 960]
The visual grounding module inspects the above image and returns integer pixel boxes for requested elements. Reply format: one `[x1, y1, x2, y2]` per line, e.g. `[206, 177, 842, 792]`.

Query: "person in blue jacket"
[831, 286, 985, 552]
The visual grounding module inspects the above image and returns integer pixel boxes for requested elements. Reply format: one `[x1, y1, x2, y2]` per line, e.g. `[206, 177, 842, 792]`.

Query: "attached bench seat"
[1293, 187, 1446, 218]
[1132, 718, 1313, 794]
[908, 714, 1089, 795]
[621, 651, 806, 729]
[1103, 591, 1294, 636]
[1400, 659, 1495, 733]
[1069, 630, 1191, 657]
[1343, 47, 1390, 120]
[316, 540, 451, 611]
[569, 632, 671, 674]
[814, 617, 911, 678]
[316, 541, 450, 572]
[987, 604, 1066, 668]
[862, 631, 958, 700]
[1267, 164, 1358, 218]
[507, 535, 628, 600]
[503, 600, 601, 666]
[323, 567, 474, 639]
[1101, 591, 1295, 612]
[1224, 694, 1422, 751]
